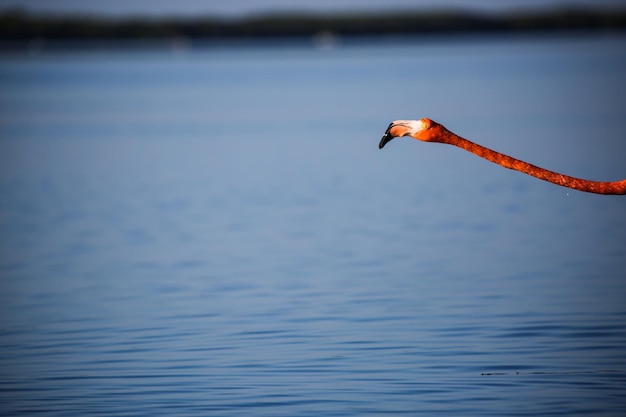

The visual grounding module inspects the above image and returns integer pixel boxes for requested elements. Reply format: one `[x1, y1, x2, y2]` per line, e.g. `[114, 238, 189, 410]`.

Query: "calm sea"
[1, 33, 626, 416]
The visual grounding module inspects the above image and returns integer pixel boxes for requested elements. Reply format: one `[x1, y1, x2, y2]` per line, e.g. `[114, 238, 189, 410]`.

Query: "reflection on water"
[1, 34, 626, 415]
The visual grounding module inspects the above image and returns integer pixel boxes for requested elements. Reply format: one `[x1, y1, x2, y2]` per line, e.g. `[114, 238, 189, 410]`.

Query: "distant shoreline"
[1, 7, 625, 48]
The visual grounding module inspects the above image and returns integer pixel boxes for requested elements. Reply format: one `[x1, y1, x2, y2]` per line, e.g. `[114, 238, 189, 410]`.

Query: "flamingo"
[379, 118, 626, 195]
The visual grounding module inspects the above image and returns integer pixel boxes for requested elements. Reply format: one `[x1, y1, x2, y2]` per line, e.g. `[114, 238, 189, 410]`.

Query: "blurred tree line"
[1, 7, 625, 42]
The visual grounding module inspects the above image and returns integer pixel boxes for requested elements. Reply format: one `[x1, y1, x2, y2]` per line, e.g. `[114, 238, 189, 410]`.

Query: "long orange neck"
[432, 127, 626, 195]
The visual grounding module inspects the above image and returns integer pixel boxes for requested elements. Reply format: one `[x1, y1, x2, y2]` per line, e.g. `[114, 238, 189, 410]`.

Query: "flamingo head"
[379, 118, 439, 149]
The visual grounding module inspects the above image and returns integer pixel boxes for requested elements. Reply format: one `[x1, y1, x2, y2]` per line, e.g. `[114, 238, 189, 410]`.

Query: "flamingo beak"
[379, 123, 396, 149]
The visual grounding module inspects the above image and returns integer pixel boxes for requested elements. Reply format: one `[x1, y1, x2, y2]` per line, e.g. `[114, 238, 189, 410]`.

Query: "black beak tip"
[379, 132, 394, 149]
[379, 123, 395, 149]
[379, 135, 389, 149]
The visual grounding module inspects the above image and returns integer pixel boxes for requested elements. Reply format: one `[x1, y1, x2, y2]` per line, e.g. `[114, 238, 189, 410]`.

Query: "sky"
[1, 0, 625, 18]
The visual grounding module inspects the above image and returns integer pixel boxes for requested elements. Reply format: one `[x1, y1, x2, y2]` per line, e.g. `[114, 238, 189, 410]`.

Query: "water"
[1, 34, 626, 415]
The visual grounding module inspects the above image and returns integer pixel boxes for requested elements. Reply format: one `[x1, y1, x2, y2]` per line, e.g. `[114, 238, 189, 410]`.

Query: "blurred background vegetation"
[1, 7, 625, 45]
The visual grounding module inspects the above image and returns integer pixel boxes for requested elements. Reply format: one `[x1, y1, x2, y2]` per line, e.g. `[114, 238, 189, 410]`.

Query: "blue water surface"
[1, 34, 626, 415]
